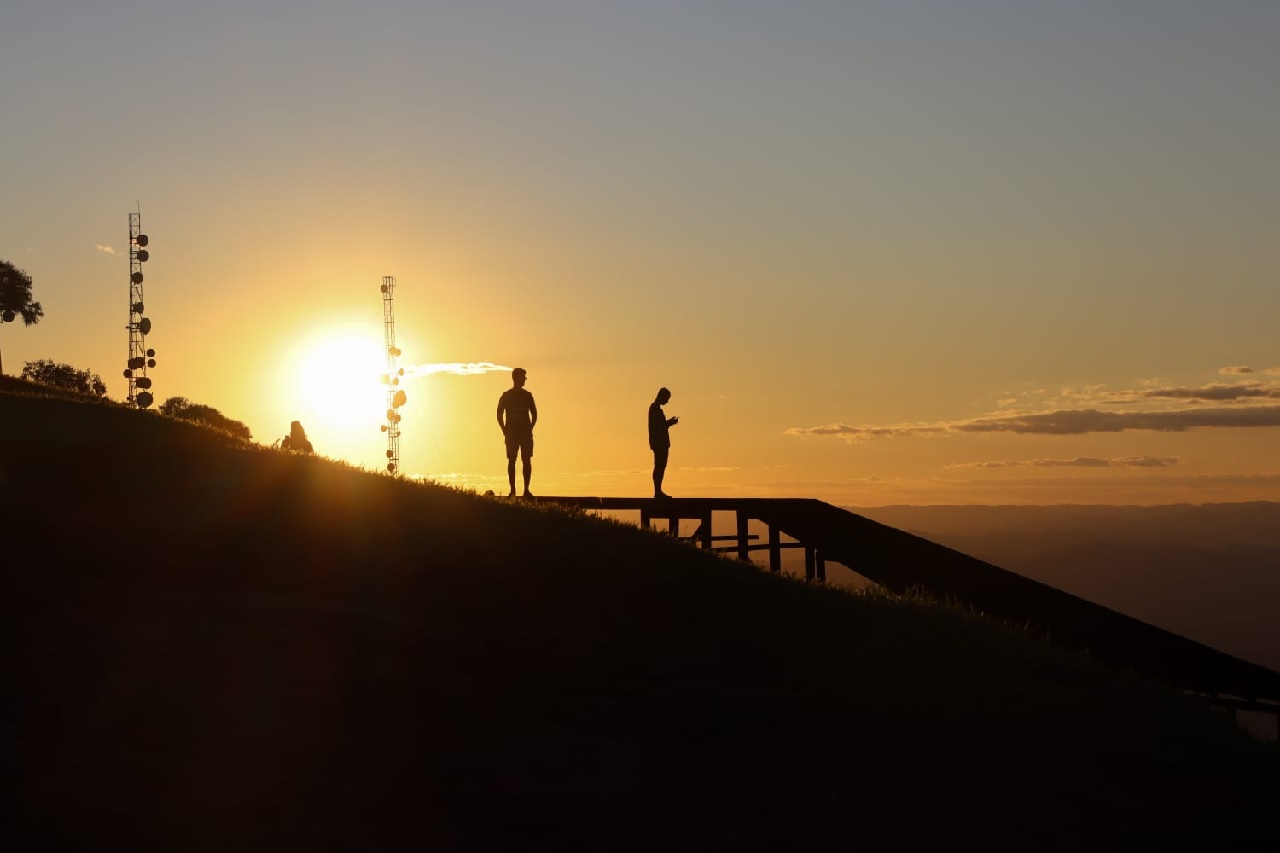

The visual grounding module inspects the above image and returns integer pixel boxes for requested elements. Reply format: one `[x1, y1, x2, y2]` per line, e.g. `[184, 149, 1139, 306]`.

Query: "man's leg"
[506, 455, 517, 497]
[521, 438, 534, 497]
[653, 447, 669, 497]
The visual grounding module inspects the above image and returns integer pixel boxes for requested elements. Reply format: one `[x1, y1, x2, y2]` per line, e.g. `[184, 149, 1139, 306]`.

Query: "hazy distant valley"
[852, 503, 1280, 672]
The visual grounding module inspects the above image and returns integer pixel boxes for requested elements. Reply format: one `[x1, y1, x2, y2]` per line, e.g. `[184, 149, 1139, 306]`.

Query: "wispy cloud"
[1132, 382, 1280, 402]
[882, 471, 1280, 504]
[935, 407, 1279, 435]
[1015, 377, 1280, 408]
[402, 362, 513, 377]
[787, 405, 1280, 439]
[792, 369, 1280, 441]
[948, 456, 1182, 470]
[95, 244, 116, 255]
[787, 422, 949, 439]
[1111, 456, 1185, 468]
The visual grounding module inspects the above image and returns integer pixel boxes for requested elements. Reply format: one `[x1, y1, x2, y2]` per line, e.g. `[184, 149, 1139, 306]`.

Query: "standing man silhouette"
[648, 387, 679, 498]
[497, 367, 538, 498]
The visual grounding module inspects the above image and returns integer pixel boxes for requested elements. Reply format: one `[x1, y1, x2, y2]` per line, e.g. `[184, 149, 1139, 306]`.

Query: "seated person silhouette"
[280, 420, 314, 454]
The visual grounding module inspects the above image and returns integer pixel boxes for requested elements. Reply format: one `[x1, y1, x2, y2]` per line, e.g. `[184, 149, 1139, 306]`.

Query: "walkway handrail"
[538, 496, 1280, 705]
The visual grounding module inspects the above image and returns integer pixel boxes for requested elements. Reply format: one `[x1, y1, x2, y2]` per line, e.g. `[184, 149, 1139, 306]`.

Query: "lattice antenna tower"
[123, 209, 157, 408]
[380, 276, 406, 473]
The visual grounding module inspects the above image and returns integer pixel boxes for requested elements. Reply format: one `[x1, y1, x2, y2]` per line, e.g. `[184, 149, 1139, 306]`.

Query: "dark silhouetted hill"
[5, 385, 1278, 851]
[855, 504, 1280, 672]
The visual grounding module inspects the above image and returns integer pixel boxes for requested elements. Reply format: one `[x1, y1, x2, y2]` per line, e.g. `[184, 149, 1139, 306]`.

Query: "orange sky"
[3, 2, 1278, 504]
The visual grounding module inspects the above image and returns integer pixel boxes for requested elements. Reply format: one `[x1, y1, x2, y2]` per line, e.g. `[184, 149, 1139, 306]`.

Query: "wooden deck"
[537, 496, 1280, 719]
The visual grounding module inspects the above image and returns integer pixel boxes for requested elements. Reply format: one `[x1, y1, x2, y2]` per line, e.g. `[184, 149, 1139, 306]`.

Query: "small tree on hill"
[159, 396, 253, 442]
[1, 260, 42, 326]
[21, 359, 108, 398]
[1, 260, 43, 375]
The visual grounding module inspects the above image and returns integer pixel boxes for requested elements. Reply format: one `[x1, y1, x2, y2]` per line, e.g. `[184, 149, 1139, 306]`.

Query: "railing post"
[804, 545, 816, 582]
[768, 525, 781, 572]
[736, 511, 750, 562]
[640, 509, 650, 531]
[700, 512, 712, 549]
[815, 549, 826, 583]
[669, 517, 679, 537]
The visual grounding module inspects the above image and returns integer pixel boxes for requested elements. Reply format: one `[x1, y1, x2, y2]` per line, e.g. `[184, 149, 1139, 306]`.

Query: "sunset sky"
[3, 1, 1277, 505]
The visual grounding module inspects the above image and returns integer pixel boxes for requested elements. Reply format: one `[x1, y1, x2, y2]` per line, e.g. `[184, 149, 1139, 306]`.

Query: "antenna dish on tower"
[381, 276, 404, 474]
[124, 209, 157, 408]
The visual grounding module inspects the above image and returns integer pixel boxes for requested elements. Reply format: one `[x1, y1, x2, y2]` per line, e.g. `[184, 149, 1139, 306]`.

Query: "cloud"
[787, 422, 949, 439]
[904, 471, 1280, 502]
[790, 371, 1280, 443]
[1034, 457, 1112, 467]
[787, 405, 1280, 439]
[402, 362, 513, 377]
[948, 456, 1182, 470]
[95, 244, 116, 255]
[1134, 382, 1279, 402]
[571, 468, 648, 478]
[1112, 456, 1183, 468]
[955, 407, 1280, 434]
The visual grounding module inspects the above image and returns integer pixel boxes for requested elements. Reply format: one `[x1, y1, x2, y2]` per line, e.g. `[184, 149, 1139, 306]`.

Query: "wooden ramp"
[539, 496, 1280, 711]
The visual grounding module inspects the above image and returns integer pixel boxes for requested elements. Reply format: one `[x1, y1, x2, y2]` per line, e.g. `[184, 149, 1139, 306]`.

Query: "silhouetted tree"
[159, 396, 253, 441]
[1, 260, 43, 326]
[21, 359, 107, 397]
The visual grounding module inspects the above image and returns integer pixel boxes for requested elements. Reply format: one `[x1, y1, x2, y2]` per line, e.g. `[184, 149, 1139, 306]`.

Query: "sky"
[3, 0, 1278, 505]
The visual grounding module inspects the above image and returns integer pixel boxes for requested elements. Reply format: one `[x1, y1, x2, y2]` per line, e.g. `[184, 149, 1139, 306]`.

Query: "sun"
[292, 330, 387, 433]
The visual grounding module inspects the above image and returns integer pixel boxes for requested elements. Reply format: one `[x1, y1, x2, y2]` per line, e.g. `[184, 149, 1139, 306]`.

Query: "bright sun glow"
[294, 331, 388, 433]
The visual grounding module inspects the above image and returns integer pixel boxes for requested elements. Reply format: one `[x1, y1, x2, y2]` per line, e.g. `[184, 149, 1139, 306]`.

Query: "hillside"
[856, 504, 1280, 672]
[5, 384, 1279, 851]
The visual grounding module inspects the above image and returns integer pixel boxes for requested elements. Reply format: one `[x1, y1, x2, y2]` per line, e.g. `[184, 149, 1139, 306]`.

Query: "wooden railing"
[538, 495, 1280, 734]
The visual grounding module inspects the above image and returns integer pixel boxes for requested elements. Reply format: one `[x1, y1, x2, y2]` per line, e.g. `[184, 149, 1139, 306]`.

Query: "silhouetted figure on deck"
[280, 420, 314, 454]
[497, 367, 537, 498]
[649, 387, 679, 498]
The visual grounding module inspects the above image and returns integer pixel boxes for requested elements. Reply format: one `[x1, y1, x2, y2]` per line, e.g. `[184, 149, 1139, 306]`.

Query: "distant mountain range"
[852, 503, 1280, 672]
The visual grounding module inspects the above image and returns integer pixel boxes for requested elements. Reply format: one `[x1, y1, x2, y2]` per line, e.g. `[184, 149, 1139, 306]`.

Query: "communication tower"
[380, 276, 406, 473]
[123, 210, 157, 408]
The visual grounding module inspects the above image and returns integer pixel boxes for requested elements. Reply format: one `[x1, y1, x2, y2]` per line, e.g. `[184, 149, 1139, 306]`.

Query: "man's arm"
[530, 395, 538, 429]
[496, 396, 506, 432]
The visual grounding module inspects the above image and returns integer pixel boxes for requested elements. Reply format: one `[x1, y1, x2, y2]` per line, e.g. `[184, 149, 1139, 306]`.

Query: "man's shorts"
[505, 430, 533, 460]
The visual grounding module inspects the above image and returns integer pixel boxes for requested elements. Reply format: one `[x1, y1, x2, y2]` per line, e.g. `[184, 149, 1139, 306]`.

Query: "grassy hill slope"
[5, 383, 1278, 851]
[855, 503, 1280, 672]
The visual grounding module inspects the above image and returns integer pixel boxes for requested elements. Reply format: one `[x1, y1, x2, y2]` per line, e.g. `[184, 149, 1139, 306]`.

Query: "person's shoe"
[507, 490, 517, 498]
[523, 490, 535, 499]
[654, 491, 670, 499]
